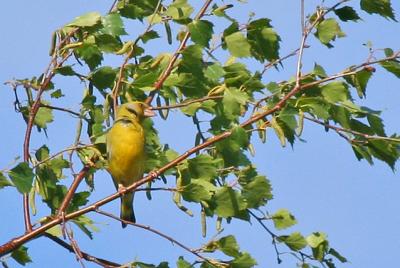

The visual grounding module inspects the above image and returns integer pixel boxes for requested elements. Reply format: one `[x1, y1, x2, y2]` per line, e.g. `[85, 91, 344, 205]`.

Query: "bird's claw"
[117, 184, 127, 194]
[149, 171, 159, 179]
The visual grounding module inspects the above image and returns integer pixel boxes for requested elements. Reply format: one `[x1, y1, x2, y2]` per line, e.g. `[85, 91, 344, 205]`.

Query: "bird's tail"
[120, 192, 136, 228]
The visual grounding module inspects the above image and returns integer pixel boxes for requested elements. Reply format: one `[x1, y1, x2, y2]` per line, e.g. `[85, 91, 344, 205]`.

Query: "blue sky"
[0, 1, 399, 267]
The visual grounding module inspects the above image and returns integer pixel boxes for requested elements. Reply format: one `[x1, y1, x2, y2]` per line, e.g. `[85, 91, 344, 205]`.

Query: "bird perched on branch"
[106, 102, 155, 228]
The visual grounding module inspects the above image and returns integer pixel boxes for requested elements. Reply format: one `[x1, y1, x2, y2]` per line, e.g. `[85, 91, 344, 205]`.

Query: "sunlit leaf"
[9, 162, 34, 194]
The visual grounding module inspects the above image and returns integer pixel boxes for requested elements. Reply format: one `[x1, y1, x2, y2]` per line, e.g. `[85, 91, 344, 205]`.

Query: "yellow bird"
[106, 102, 155, 227]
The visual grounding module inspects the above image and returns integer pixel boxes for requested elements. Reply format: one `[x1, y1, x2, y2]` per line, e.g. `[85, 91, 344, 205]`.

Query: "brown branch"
[57, 165, 91, 217]
[44, 233, 120, 267]
[95, 209, 221, 266]
[151, 95, 223, 110]
[32, 144, 94, 169]
[304, 115, 400, 143]
[111, 0, 163, 114]
[1, 52, 398, 256]
[261, 47, 304, 75]
[65, 227, 86, 268]
[108, 0, 119, 13]
[248, 210, 315, 265]
[22, 30, 76, 232]
[145, 0, 214, 105]
[40, 104, 89, 122]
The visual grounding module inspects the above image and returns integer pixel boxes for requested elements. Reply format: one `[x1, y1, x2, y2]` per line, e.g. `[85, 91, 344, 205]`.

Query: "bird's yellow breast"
[106, 119, 145, 186]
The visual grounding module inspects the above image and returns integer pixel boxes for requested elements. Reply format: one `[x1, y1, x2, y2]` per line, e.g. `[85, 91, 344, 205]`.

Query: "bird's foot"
[149, 170, 159, 179]
[117, 184, 127, 194]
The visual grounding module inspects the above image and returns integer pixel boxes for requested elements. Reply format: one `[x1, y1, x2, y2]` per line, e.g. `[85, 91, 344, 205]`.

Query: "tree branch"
[22, 30, 76, 232]
[151, 95, 223, 110]
[57, 165, 91, 217]
[304, 115, 400, 143]
[2, 51, 397, 255]
[145, 0, 214, 105]
[111, 0, 163, 114]
[44, 233, 120, 268]
[95, 209, 222, 266]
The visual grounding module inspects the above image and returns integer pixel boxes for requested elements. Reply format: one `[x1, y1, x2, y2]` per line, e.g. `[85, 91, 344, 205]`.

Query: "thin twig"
[145, 0, 214, 105]
[304, 115, 400, 143]
[111, 0, 163, 114]
[261, 47, 304, 75]
[151, 95, 223, 110]
[108, 0, 118, 13]
[95, 209, 220, 267]
[32, 144, 94, 168]
[22, 30, 76, 232]
[1, 52, 397, 255]
[40, 104, 89, 122]
[44, 233, 120, 267]
[57, 165, 91, 217]
[65, 226, 86, 268]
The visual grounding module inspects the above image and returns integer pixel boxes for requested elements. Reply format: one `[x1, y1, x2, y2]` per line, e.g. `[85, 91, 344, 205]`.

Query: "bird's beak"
[144, 107, 156, 117]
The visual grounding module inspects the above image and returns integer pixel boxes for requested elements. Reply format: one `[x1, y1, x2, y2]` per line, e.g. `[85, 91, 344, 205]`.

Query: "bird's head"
[116, 102, 155, 121]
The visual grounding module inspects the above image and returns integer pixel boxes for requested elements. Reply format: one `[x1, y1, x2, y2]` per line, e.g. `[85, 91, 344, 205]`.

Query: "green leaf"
[315, 18, 345, 47]
[367, 139, 399, 170]
[0, 172, 13, 189]
[166, 0, 194, 21]
[380, 60, 400, 78]
[72, 215, 99, 239]
[271, 116, 286, 147]
[367, 114, 386, 136]
[214, 186, 247, 218]
[278, 232, 307, 251]
[95, 34, 123, 53]
[50, 89, 65, 99]
[176, 256, 191, 268]
[34, 107, 54, 129]
[188, 20, 214, 47]
[307, 232, 328, 261]
[90, 66, 117, 90]
[54, 65, 76, 76]
[216, 127, 250, 167]
[141, 30, 160, 43]
[132, 71, 159, 91]
[313, 63, 328, 78]
[75, 42, 103, 70]
[247, 19, 280, 62]
[242, 176, 272, 208]
[188, 154, 219, 181]
[384, 48, 394, 57]
[100, 13, 127, 36]
[272, 209, 297, 230]
[205, 63, 225, 81]
[329, 248, 348, 263]
[9, 162, 34, 194]
[217, 235, 240, 257]
[297, 97, 331, 120]
[225, 32, 251, 58]
[11, 246, 32, 266]
[334, 6, 361, 21]
[222, 87, 248, 120]
[344, 68, 373, 98]
[360, 0, 396, 21]
[181, 180, 215, 202]
[306, 232, 327, 248]
[180, 102, 201, 116]
[223, 62, 252, 88]
[67, 12, 101, 27]
[352, 144, 374, 165]
[230, 252, 257, 268]
[118, 1, 156, 20]
[320, 81, 350, 103]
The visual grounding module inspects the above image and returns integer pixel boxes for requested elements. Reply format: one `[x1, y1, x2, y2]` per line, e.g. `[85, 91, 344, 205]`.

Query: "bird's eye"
[126, 107, 138, 116]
